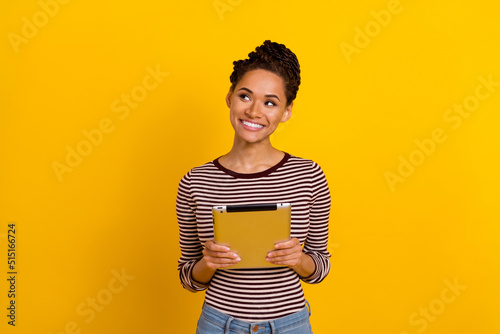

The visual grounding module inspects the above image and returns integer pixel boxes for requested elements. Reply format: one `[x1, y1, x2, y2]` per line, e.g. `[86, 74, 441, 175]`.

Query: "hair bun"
[229, 40, 301, 105]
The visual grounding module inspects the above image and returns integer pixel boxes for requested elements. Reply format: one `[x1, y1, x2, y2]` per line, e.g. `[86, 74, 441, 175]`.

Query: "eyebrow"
[238, 87, 281, 101]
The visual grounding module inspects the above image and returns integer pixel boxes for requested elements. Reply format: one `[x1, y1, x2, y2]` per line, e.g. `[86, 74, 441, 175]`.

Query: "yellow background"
[1, 0, 499, 333]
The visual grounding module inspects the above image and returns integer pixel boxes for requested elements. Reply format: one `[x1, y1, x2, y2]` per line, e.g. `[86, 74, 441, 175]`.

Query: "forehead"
[236, 69, 285, 97]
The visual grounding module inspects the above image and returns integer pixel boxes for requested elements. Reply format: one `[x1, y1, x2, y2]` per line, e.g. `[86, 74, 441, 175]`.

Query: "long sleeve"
[300, 162, 331, 284]
[176, 172, 209, 292]
[174, 155, 331, 321]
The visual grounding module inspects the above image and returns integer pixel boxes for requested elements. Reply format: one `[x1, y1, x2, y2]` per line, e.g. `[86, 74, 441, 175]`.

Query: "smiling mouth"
[241, 120, 264, 129]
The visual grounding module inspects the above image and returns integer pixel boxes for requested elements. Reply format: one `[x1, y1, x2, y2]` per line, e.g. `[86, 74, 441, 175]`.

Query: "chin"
[236, 134, 267, 145]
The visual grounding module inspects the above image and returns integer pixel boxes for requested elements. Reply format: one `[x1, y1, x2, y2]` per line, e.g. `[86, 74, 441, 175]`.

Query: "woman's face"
[226, 69, 293, 145]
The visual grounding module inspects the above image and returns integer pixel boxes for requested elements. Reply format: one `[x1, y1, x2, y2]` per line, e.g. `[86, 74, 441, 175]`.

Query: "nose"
[246, 102, 262, 118]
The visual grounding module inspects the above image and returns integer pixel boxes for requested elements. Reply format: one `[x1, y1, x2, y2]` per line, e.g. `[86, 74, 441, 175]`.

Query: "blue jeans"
[196, 302, 313, 334]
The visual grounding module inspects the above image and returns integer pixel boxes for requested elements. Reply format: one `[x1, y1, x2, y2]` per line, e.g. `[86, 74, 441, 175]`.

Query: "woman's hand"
[266, 237, 303, 267]
[202, 239, 241, 271]
[192, 240, 241, 284]
[266, 238, 315, 278]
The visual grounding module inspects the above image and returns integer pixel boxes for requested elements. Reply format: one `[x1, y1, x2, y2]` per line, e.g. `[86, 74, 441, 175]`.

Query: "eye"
[239, 94, 250, 101]
[265, 100, 277, 106]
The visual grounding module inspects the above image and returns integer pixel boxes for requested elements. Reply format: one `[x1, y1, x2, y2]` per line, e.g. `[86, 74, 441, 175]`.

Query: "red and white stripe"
[176, 153, 331, 321]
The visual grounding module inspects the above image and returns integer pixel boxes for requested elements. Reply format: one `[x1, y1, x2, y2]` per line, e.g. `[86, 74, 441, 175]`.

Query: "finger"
[204, 256, 241, 270]
[205, 241, 238, 261]
[266, 253, 301, 266]
[205, 256, 241, 270]
[267, 251, 301, 261]
[205, 240, 231, 252]
[206, 255, 241, 264]
[274, 238, 300, 249]
[203, 247, 239, 259]
[267, 251, 301, 266]
[268, 244, 302, 257]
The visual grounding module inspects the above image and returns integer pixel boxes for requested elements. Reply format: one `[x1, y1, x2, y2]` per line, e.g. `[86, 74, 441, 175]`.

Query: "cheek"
[230, 107, 239, 118]
[229, 109, 240, 128]
[271, 112, 286, 124]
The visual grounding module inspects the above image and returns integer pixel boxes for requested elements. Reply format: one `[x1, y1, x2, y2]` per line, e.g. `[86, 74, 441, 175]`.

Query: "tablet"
[212, 203, 291, 269]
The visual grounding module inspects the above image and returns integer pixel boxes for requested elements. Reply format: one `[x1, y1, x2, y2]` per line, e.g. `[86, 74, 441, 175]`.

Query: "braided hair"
[229, 40, 301, 106]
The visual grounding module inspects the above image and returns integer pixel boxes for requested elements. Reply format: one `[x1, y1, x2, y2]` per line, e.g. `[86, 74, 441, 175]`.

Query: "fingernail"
[236, 257, 241, 261]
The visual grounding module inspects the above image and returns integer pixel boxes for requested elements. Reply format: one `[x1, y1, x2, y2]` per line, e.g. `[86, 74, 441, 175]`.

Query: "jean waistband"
[200, 301, 311, 334]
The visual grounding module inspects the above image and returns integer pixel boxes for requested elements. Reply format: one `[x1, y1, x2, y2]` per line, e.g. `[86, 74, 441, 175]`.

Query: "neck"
[219, 136, 284, 173]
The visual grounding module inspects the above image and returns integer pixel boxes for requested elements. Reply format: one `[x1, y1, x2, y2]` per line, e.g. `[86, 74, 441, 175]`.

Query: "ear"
[226, 90, 233, 108]
[280, 102, 293, 123]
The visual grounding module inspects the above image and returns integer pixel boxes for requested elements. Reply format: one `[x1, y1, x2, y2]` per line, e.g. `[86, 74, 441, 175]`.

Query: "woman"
[177, 40, 331, 333]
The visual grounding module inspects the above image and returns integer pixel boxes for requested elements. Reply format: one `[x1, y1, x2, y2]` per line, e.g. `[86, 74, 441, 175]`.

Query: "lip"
[240, 119, 265, 131]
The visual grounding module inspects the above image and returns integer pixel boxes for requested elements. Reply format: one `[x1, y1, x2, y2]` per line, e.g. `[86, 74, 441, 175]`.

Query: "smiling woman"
[176, 40, 331, 334]
[225, 69, 293, 159]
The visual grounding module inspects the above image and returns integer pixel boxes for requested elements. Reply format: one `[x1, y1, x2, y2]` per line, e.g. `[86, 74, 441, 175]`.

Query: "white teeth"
[242, 120, 263, 128]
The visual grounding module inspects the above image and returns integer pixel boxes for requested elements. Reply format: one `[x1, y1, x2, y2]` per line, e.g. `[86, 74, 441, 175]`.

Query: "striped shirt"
[176, 152, 331, 321]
